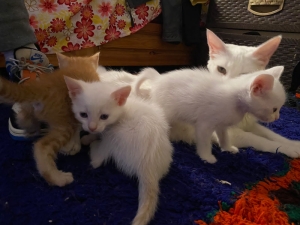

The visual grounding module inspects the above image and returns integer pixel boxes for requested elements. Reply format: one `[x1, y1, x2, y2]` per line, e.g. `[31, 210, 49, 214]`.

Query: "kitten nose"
[88, 122, 97, 131]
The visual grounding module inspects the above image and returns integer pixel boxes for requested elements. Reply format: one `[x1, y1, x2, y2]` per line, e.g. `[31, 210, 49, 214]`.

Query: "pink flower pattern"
[26, 0, 161, 54]
[74, 18, 95, 40]
[98, 2, 113, 17]
[104, 26, 121, 41]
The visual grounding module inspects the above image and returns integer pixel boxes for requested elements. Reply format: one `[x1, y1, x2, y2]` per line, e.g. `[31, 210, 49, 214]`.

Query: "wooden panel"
[0, 23, 193, 67]
[98, 48, 193, 66]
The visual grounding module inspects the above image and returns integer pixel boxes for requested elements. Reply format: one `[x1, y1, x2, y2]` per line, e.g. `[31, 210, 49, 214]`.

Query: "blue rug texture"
[1, 105, 300, 225]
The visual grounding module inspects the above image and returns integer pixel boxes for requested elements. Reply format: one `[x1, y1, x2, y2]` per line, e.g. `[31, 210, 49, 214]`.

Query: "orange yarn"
[195, 159, 300, 225]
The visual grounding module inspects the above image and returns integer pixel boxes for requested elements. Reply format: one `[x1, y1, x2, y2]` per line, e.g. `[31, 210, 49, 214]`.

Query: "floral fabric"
[24, 0, 161, 54]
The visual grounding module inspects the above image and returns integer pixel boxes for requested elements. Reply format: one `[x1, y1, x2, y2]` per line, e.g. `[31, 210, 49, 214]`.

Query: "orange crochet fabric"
[195, 159, 300, 225]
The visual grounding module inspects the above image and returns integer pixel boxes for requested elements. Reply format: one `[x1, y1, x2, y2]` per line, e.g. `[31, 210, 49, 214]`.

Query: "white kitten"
[64, 77, 173, 225]
[134, 66, 286, 163]
[206, 29, 300, 158]
[206, 29, 281, 78]
[98, 67, 153, 99]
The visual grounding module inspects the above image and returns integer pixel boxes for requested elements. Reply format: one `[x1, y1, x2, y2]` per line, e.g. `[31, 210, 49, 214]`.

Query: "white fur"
[205, 30, 300, 158]
[206, 29, 282, 78]
[68, 80, 173, 225]
[98, 67, 153, 99]
[134, 66, 286, 163]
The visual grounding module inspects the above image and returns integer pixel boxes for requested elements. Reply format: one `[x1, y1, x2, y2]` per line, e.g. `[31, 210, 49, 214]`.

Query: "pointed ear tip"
[93, 52, 100, 57]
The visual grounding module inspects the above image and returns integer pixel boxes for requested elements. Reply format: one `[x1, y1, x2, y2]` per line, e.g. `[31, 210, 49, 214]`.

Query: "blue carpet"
[0, 104, 300, 225]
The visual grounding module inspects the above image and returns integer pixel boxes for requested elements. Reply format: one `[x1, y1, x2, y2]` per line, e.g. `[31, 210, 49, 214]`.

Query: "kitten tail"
[133, 68, 160, 97]
[0, 77, 44, 104]
[132, 178, 159, 225]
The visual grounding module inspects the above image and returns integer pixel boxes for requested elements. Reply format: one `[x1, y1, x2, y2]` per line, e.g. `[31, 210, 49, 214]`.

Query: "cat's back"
[123, 97, 168, 131]
[35, 64, 100, 92]
[158, 67, 222, 91]
[154, 68, 225, 107]
[106, 96, 169, 146]
[105, 96, 171, 168]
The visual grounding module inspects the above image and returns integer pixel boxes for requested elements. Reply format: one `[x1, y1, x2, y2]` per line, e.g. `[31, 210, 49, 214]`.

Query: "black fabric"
[288, 61, 300, 94]
[161, 0, 183, 43]
[126, 0, 149, 8]
[182, 0, 202, 45]
[161, 0, 202, 45]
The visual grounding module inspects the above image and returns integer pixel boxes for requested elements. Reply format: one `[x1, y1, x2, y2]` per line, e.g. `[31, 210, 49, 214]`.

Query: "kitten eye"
[217, 66, 227, 75]
[273, 108, 277, 113]
[100, 114, 109, 120]
[80, 112, 88, 118]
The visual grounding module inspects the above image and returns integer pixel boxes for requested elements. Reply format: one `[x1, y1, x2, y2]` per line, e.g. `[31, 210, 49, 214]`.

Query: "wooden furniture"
[0, 23, 194, 68]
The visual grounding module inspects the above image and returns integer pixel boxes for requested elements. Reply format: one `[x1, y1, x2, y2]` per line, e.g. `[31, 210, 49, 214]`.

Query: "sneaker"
[5, 44, 54, 141]
[8, 103, 48, 141]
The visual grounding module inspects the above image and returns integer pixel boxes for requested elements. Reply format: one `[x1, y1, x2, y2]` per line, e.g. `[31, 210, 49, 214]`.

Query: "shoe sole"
[8, 118, 47, 141]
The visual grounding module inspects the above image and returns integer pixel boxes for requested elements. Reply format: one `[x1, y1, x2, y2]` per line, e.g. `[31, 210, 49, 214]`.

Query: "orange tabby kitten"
[0, 52, 100, 186]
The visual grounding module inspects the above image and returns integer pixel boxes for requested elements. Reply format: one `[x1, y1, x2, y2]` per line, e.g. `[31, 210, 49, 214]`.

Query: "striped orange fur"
[0, 53, 100, 186]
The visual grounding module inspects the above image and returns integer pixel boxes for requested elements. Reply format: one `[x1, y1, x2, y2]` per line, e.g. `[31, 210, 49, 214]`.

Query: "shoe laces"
[9, 58, 54, 84]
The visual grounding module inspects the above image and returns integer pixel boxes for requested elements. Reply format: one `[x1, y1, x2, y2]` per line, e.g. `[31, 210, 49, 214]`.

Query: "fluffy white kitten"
[64, 77, 173, 225]
[134, 66, 286, 163]
[169, 30, 300, 158]
[205, 30, 300, 158]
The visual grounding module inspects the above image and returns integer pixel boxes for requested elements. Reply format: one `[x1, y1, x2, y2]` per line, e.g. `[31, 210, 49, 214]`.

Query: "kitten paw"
[278, 146, 300, 158]
[200, 154, 217, 164]
[81, 134, 99, 146]
[60, 140, 81, 156]
[221, 146, 239, 154]
[47, 171, 74, 187]
[68, 142, 81, 155]
[90, 160, 102, 169]
[290, 140, 300, 148]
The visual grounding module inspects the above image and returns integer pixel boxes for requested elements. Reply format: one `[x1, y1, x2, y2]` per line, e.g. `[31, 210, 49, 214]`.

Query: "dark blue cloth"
[0, 105, 299, 225]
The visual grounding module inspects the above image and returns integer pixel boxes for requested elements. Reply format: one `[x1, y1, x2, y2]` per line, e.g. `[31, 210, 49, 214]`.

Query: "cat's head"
[56, 52, 100, 71]
[206, 29, 282, 78]
[245, 66, 286, 123]
[64, 77, 131, 134]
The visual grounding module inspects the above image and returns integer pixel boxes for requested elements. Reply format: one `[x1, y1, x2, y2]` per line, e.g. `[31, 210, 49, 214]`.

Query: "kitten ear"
[252, 35, 282, 67]
[64, 76, 83, 98]
[56, 52, 69, 69]
[264, 66, 284, 79]
[90, 52, 100, 70]
[250, 74, 274, 96]
[206, 29, 226, 58]
[111, 86, 131, 106]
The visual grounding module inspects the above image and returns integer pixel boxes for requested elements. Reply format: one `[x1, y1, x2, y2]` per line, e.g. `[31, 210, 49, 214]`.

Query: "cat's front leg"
[229, 127, 300, 158]
[60, 125, 81, 155]
[81, 133, 100, 146]
[90, 140, 110, 168]
[251, 123, 300, 151]
[195, 122, 217, 163]
[215, 128, 239, 154]
[251, 123, 294, 144]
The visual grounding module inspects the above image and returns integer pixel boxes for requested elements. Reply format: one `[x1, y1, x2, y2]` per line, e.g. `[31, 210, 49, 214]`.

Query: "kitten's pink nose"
[88, 122, 97, 131]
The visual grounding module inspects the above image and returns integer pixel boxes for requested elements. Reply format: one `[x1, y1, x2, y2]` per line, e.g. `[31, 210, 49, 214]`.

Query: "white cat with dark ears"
[134, 66, 286, 163]
[64, 77, 173, 225]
